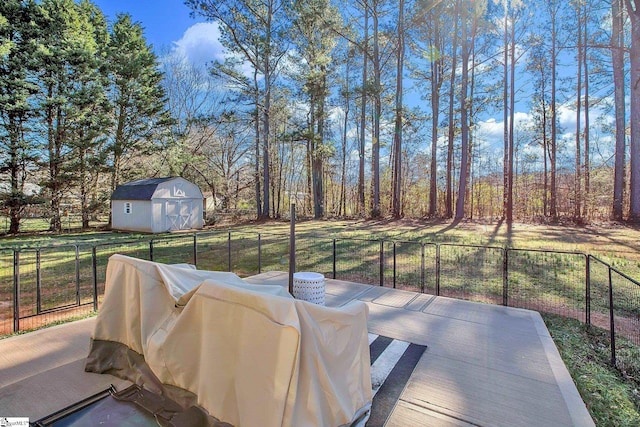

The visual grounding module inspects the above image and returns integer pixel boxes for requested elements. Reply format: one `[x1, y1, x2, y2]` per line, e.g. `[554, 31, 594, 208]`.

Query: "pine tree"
[36, 0, 107, 231]
[68, 0, 111, 229]
[106, 14, 171, 194]
[0, 0, 40, 233]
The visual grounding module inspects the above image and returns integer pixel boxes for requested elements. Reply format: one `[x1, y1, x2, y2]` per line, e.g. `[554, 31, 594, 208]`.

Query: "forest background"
[1, 0, 640, 234]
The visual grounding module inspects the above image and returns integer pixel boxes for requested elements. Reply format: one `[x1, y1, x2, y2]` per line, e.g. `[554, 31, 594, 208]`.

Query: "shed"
[111, 177, 204, 233]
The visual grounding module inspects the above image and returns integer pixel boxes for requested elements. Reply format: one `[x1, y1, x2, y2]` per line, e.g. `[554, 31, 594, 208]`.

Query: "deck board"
[0, 318, 96, 387]
[0, 318, 130, 420]
[402, 354, 572, 427]
[371, 288, 418, 308]
[0, 272, 594, 426]
[405, 294, 437, 312]
[247, 272, 593, 427]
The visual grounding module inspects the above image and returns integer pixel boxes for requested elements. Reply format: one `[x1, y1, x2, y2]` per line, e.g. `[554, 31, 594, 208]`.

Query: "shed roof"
[111, 177, 176, 201]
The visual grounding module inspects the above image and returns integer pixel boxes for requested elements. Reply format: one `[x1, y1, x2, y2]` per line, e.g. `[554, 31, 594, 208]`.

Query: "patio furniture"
[85, 255, 372, 427]
[293, 271, 325, 305]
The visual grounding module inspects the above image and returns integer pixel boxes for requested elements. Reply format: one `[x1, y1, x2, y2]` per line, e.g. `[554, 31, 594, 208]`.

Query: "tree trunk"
[582, 8, 590, 218]
[627, 0, 640, 220]
[276, 127, 285, 218]
[550, 5, 558, 219]
[79, 143, 90, 229]
[254, 71, 262, 219]
[262, 80, 271, 219]
[502, 1, 509, 221]
[371, 0, 381, 218]
[340, 60, 350, 216]
[261, 2, 274, 219]
[612, 0, 626, 220]
[507, 7, 515, 223]
[575, 4, 583, 220]
[358, 0, 368, 218]
[306, 136, 313, 215]
[7, 116, 22, 234]
[312, 72, 326, 219]
[582, 24, 591, 221]
[455, 4, 469, 220]
[446, 1, 460, 219]
[543, 135, 548, 216]
[48, 83, 62, 233]
[392, 0, 404, 219]
[428, 25, 441, 217]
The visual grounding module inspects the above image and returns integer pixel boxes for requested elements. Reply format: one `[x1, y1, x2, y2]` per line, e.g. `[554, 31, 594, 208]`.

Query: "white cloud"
[477, 117, 504, 142]
[169, 22, 257, 79]
[558, 103, 577, 133]
[171, 22, 225, 67]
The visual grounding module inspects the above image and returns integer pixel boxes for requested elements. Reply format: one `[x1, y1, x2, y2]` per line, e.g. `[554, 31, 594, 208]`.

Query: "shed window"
[124, 202, 132, 214]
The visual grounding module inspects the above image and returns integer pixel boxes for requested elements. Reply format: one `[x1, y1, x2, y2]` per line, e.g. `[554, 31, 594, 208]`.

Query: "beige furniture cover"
[86, 254, 372, 426]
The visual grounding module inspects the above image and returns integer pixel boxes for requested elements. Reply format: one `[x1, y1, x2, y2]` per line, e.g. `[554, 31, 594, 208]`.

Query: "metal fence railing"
[587, 255, 640, 376]
[0, 230, 638, 373]
[506, 249, 588, 322]
[0, 249, 14, 336]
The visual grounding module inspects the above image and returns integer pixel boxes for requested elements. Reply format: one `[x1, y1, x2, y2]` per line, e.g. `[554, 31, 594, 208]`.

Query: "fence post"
[608, 266, 616, 367]
[193, 234, 198, 267]
[36, 249, 42, 314]
[585, 254, 591, 326]
[13, 251, 19, 333]
[420, 244, 425, 293]
[92, 246, 98, 311]
[393, 242, 397, 289]
[228, 232, 232, 272]
[258, 233, 262, 274]
[149, 240, 154, 261]
[379, 240, 384, 287]
[503, 248, 509, 306]
[435, 244, 440, 296]
[332, 238, 336, 279]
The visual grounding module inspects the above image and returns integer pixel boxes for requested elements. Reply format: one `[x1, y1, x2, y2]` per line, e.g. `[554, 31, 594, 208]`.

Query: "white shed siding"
[112, 200, 153, 233]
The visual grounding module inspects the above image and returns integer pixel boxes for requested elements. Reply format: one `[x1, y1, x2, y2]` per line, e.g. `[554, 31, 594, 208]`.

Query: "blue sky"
[93, 0, 229, 68]
[93, 1, 201, 50]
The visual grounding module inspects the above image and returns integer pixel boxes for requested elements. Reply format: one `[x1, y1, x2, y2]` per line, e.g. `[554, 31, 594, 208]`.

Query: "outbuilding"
[111, 177, 204, 233]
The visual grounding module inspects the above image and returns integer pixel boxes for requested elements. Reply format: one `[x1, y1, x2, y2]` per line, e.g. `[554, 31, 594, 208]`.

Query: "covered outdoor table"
[85, 255, 372, 427]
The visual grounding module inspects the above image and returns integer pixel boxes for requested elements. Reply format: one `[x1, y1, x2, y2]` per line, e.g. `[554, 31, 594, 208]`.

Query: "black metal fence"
[1, 230, 638, 373]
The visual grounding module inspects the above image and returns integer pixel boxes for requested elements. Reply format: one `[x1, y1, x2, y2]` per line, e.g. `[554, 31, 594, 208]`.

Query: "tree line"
[0, 0, 170, 233]
[1, 0, 639, 234]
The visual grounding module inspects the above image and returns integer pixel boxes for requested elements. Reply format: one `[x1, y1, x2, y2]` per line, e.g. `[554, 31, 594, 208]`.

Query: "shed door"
[166, 200, 192, 230]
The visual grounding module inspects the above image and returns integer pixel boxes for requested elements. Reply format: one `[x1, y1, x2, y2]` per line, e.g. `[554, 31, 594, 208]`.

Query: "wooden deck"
[0, 272, 594, 426]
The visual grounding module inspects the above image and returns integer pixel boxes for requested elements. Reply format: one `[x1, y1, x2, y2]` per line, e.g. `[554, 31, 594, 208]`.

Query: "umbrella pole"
[288, 202, 296, 295]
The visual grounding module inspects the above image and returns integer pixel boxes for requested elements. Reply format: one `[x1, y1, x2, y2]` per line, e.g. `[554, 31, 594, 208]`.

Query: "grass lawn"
[544, 313, 640, 426]
[225, 218, 640, 258]
[0, 215, 109, 236]
[3, 217, 640, 259]
[221, 218, 640, 286]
